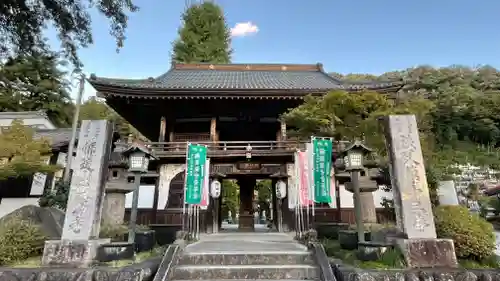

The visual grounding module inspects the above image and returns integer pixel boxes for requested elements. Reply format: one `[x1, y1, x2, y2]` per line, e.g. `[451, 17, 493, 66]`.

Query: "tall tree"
[172, 2, 232, 63]
[79, 97, 146, 140]
[0, 120, 58, 180]
[0, 0, 138, 66]
[0, 52, 74, 127]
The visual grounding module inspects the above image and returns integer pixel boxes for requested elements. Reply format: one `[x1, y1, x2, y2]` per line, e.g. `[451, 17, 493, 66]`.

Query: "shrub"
[99, 223, 151, 241]
[434, 205, 495, 260]
[0, 217, 46, 265]
[100, 224, 128, 241]
[38, 180, 70, 210]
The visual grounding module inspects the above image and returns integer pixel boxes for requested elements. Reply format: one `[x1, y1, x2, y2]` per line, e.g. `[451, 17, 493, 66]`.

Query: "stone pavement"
[185, 232, 308, 253]
[168, 231, 318, 280]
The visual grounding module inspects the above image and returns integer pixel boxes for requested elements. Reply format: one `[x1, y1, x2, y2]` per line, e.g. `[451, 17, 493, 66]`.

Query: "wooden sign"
[237, 162, 261, 171]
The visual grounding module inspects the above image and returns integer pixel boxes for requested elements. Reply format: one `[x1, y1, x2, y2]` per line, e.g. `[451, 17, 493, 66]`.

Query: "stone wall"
[330, 259, 500, 281]
[0, 258, 160, 281]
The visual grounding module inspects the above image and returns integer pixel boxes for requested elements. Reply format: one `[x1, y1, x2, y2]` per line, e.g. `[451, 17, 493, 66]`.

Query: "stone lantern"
[338, 141, 380, 225]
[101, 141, 134, 225]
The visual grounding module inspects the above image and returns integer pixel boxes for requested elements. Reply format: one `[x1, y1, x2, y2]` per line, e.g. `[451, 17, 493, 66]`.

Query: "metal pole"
[196, 205, 200, 240]
[351, 170, 365, 244]
[128, 173, 141, 244]
[182, 142, 190, 234]
[63, 74, 85, 183]
[188, 205, 192, 239]
[306, 200, 311, 230]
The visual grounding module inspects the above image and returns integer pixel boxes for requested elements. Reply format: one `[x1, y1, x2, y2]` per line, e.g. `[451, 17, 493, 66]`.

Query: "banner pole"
[297, 154, 303, 238]
[310, 136, 316, 229]
[182, 142, 191, 233]
[196, 205, 200, 240]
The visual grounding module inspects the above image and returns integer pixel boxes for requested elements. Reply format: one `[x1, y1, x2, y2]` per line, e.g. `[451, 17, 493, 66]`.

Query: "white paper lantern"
[210, 180, 221, 198]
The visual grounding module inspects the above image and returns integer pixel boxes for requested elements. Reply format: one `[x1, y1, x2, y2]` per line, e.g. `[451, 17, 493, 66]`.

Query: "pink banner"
[298, 151, 312, 206]
[199, 159, 210, 209]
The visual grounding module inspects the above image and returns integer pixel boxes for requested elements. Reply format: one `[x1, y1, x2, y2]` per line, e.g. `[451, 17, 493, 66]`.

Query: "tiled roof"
[89, 63, 402, 94]
[0, 111, 48, 120]
[35, 129, 127, 166]
[34, 128, 75, 150]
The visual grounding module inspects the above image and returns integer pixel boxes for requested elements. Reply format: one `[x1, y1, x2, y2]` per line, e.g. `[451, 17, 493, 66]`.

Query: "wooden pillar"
[271, 178, 278, 230]
[159, 116, 166, 142]
[210, 118, 217, 143]
[151, 117, 166, 223]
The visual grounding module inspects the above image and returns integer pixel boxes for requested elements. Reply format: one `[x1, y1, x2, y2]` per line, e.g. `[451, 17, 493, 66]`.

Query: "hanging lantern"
[276, 180, 287, 199]
[211, 180, 221, 198]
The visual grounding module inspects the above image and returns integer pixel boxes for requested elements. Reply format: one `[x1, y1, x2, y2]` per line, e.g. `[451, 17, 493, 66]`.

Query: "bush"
[434, 205, 495, 260]
[99, 223, 151, 242]
[38, 180, 70, 210]
[0, 217, 46, 265]
[100, 224, 128, 241]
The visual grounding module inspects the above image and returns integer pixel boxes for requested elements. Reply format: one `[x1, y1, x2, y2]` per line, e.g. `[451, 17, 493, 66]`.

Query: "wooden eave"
[93, 84, 330, 100]
[93, 83, 403, 100]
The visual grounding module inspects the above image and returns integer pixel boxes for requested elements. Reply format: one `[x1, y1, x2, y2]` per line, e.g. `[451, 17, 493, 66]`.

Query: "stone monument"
[437, 180, 459, 206]
[383, 115, 457, 268]
[42, 120, 114, 267]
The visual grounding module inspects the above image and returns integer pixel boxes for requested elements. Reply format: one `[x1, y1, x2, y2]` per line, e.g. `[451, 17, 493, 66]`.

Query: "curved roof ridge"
[171, 62, 323, 72]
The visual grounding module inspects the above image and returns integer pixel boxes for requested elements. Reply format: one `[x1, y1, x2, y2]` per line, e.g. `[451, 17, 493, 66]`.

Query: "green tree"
[79, 97, 145, 140]
[256, 180, 272, 218]
[221, 180, 239, 220]
[285, 65, 500, 190]
[0, 120, 59, 180]
[0, 0, 138, 66]
[0, 52, 74, 127]
[172, 2, 232, 63]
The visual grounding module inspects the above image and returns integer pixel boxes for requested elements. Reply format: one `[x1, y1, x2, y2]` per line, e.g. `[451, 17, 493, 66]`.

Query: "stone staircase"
[168, 233, 320, 281]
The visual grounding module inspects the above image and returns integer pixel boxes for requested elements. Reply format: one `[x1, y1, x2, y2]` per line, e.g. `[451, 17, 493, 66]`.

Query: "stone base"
[397, 238, 458, 268]
[42, 238, 111, 267]
[238, 214, 254, 231]
[97, 242, 134, 262]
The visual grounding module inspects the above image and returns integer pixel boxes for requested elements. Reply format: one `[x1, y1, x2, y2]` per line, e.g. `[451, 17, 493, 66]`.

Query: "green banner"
[184, 144, 208, 205]
[313, 138, 333, 203]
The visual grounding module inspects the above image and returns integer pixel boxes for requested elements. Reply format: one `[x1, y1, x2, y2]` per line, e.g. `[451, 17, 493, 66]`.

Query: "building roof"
[35, 129, 125, 167]
[89, 63, 402, 98]
[0, 111, 49, 120]
[34, 128, 76, 150]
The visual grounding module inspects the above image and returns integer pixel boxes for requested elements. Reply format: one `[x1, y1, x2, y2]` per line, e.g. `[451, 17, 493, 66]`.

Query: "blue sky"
[46, 0, 500, 99]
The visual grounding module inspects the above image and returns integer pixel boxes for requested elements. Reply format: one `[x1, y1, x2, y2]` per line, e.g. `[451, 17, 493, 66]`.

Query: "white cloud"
[230, 22, 259, 37]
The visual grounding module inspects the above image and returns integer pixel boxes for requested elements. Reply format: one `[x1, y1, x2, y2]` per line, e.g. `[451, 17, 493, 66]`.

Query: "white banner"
[328, 168, 337, 208]
[306, 142, 315, 202]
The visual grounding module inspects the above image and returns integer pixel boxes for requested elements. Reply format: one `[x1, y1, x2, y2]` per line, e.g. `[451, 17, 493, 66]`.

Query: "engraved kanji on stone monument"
[383, 115, 437, 239]
[61, 120, 113, 240]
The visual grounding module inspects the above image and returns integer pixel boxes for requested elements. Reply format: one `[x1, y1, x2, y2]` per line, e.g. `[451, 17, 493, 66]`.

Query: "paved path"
[185, 232, 307, 254]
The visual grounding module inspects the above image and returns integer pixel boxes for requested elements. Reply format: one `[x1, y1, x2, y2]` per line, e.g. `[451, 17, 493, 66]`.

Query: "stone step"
[171, 264, 319, 280]
[178, 251, 315, 266]
[170, 278, 320, 281]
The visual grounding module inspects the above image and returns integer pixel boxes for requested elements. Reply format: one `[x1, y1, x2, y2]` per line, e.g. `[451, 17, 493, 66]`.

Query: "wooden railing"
[148, 140, 308, 158]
